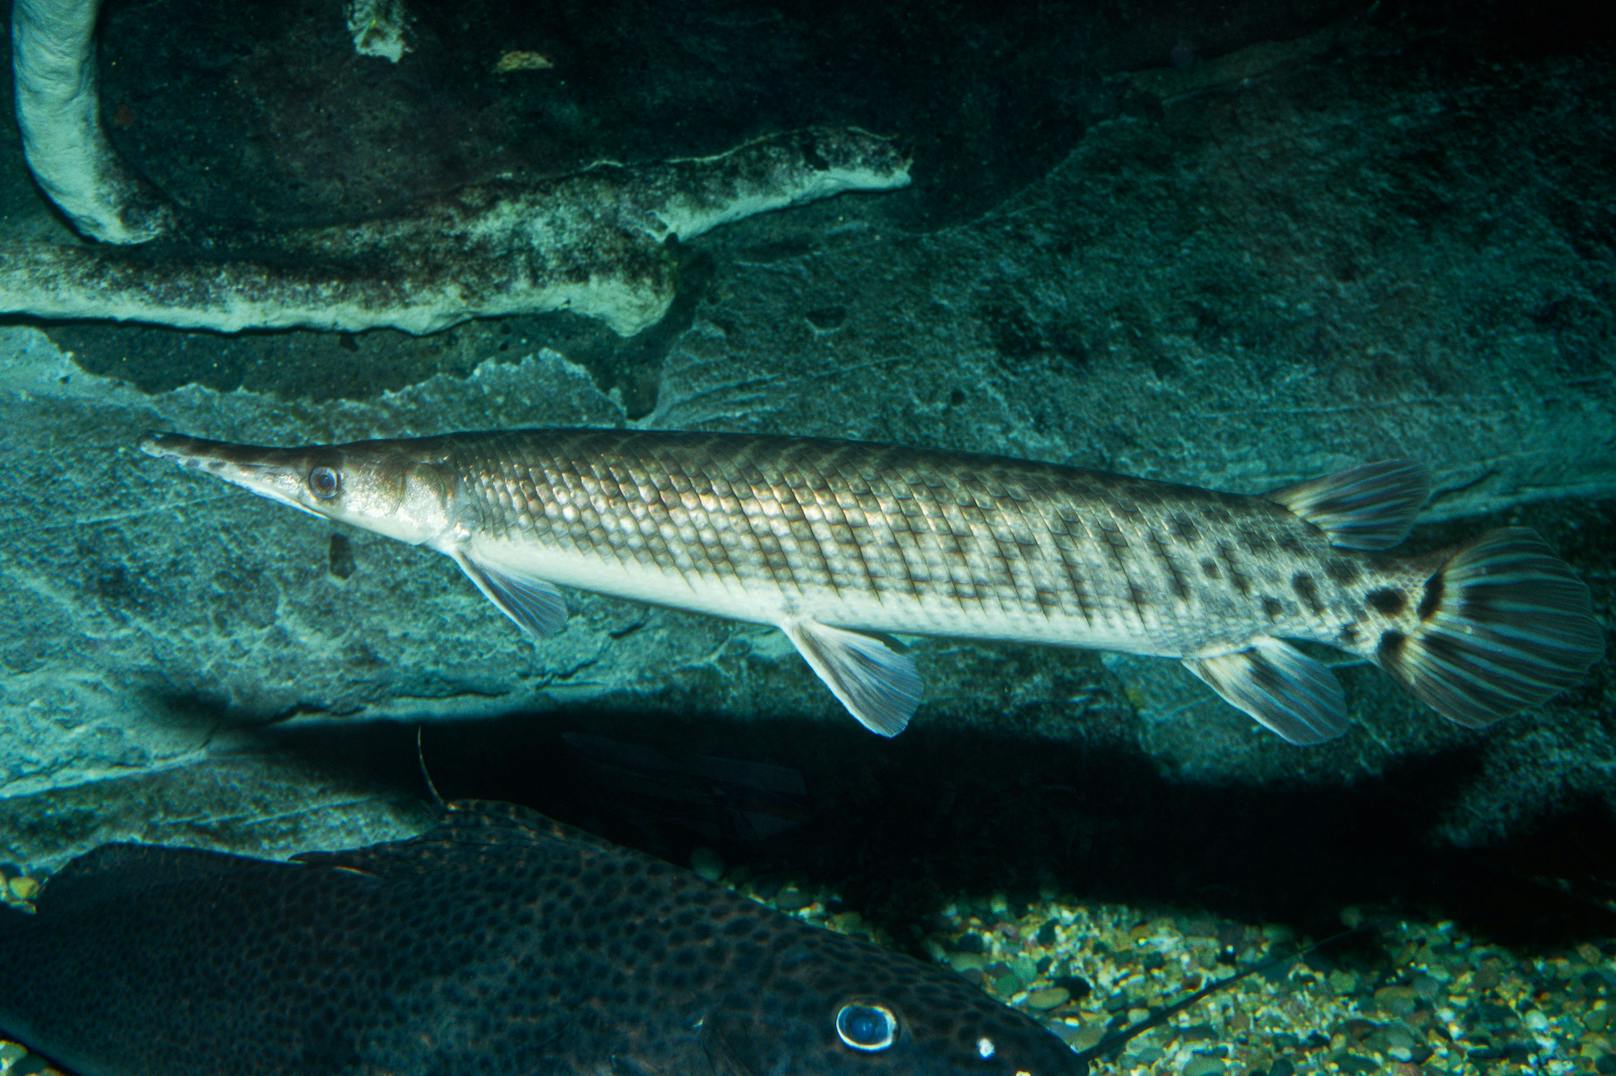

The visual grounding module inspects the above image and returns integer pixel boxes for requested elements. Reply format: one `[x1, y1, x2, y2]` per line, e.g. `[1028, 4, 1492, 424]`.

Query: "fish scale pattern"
[434, 429, 1385, 653]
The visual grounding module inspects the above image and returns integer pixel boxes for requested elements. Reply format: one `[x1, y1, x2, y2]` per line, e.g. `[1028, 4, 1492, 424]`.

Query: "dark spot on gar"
[1291, 571, 1324, 615]
[1169, 513, 1201, 544]
[1378, 628, 1408, 664]
[1418, 573, 1445, 621]
[1325, 558, 1362, 585]
[1238, 526, 1274, 554]
[1127, 580, 1152, 619]
[1148, 532, 1190, 600]
[1098, 519, 1131, 570]
[1366, 587, 1407, 615]
[0, 802, 1082, 1075]
[1262, 596, 1285, 620]
[1065, 561, 1093, 623]
[1217, 542, 1250, 596]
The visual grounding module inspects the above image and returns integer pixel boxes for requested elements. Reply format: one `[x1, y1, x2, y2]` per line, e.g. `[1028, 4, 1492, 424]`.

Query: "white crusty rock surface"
[0, 127, 910, 336]
[8, 0, 173, 242]
[2, 0, 909, 336]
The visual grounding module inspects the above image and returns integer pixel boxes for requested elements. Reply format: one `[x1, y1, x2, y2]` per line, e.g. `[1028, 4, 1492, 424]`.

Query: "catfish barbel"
[142, 429, 1603, 742]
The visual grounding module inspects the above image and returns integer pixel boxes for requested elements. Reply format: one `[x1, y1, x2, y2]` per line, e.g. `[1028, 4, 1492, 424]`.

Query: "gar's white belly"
[456, 534, 1167, 656]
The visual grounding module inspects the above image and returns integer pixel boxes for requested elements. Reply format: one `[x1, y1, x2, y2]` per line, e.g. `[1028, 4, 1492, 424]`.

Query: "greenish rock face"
[0, 0, 1611, 905]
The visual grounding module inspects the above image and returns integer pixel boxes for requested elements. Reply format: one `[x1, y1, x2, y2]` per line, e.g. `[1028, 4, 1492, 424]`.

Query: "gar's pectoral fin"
[1183, 637, 1348, 745]
[783, 619, 921, 737]
[453, 551, 568, 638]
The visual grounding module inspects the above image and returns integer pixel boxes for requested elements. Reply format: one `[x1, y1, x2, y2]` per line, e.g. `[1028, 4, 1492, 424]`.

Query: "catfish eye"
[835, 1001, 897, 1052]
[307, 465, 341, 500]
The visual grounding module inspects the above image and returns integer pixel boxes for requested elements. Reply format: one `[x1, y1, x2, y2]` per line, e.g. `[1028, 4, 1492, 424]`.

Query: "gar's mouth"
[141, 432, 320, 517]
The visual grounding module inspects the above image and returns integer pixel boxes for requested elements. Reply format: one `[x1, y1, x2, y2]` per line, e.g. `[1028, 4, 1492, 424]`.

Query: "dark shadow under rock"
[222, 698, 1616, 954]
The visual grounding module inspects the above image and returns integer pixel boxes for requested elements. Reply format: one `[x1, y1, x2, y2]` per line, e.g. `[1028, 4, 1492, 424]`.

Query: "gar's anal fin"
[1183, 637, 1349, 745]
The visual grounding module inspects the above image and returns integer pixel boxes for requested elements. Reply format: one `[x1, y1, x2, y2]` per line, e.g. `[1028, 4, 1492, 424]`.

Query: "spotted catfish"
[143, 430, 1603, 742]
[0, 801, 1082, 1075]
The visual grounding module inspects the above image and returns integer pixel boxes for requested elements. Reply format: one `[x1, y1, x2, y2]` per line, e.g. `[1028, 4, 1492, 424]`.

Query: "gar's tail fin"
[1376, 528, 1604, 726]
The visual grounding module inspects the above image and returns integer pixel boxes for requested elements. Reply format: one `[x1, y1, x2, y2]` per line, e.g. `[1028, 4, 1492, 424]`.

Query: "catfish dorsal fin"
[1267, 459, 1429, 551]
[439, 799, 613, 849]
[292, 801, 607, 875]
[38, 844, 268, 914]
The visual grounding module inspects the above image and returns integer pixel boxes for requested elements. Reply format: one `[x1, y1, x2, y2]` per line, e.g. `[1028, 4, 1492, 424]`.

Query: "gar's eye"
[835, 1001, 897, 1052]
[307, 465, 341, 500]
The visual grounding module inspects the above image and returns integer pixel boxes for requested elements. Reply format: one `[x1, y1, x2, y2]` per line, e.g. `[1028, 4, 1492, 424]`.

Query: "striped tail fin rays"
[1375, 528, 1604, 728]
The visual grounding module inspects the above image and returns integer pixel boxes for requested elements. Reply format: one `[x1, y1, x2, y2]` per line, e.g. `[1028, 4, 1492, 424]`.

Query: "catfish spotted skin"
[0, 802, 1081, 1075]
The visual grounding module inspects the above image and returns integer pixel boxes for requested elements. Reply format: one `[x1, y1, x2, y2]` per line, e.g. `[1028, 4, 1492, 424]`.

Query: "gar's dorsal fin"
[1267, 459, 1429, 551]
